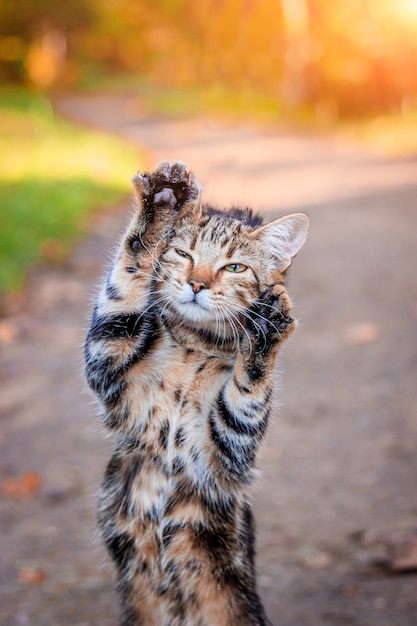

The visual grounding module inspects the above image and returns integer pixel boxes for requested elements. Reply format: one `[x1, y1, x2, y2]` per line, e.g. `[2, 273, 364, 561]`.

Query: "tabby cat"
[85, 161, 309, 626]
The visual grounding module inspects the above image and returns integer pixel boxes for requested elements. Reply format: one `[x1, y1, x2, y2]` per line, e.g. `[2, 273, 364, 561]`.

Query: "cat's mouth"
[175, 292, 217, 324]
[180, 296, 210, 313]
[181, 294, 207, 307]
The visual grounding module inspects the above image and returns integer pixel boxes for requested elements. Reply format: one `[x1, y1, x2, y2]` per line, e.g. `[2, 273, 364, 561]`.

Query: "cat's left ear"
[251, 213, 309, 270]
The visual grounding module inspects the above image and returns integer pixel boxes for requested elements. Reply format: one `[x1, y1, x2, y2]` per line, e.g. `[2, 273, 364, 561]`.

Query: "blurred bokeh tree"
[0, 0, 98, 87]
[1, 0, 416, 119]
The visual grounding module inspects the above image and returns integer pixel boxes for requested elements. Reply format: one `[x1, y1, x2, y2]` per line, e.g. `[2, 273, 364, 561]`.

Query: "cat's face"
[153, 210, 309, 339]
[158, 218, 263, 330]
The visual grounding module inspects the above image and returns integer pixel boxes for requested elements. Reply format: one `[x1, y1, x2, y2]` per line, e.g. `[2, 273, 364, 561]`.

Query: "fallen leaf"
[298, 546, 333, 570]
[0, 320, 19, 343]
[2, 471, 42, 499]
[39, 238, 63, 262]
[360, 529, 417, 573]
[383, 534, 417, 573]
[344, 322, 380, 345]
[18, 564, 46, 585]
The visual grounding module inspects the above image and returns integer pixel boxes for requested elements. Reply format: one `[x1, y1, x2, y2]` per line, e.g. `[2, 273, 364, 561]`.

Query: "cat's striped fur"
[85, 161, 309, 626]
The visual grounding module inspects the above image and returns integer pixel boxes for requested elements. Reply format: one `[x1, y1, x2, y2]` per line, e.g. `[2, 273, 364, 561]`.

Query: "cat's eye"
[175, 249, 192, 260]
[223, 263, 247, 273]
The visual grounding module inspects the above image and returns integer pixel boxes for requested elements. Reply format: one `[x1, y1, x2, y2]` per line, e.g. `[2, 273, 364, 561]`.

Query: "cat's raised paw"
[133, 161, 200, 213]
[247, 285, 296, 352]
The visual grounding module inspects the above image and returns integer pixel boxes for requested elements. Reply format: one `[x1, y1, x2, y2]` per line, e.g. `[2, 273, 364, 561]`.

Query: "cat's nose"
[188, 278, 207, 294]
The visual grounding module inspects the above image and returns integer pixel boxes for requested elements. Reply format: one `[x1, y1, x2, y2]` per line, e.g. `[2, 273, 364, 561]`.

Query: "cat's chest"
[149, 351, 232, 453]
[119, 349, 233, 520]
[126, 337, 232, 426]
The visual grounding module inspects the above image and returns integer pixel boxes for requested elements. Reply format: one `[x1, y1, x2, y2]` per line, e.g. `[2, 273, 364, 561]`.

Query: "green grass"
[0, 89, 142, 294]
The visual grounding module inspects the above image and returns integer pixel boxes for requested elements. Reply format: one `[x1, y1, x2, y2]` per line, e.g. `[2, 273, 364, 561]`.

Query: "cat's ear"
[251, 213, 309, 270]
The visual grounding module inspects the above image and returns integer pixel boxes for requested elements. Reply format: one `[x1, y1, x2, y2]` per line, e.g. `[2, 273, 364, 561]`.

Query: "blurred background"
[2, 0, 417, 117]
[1, 2, 417, 625]
[2, 0, 417, 298]
[1, 0, 417, 296]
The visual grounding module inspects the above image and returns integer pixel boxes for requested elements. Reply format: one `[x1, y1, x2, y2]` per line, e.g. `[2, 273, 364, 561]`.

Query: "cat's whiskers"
[225, 315, 241, 353]
[137, 228, 175, 287]
[136, 250, 176, 293]
[211, 306, 222, 348]
[223, 300, 268, 354]
[132, 257, 170, 288]
[223, 306, 253, 355]
[153, 259, 175, 285]
[247, 308, 280, 336]
[235, 309, 269, 352]
[215, 306, 235, 350]
[150, 232, 179, 285]
[228, 296, 281, 337]
[134, 269, 164, 283]
[133, 293, 172, 329]
[214, 307, 230, 347]
[213, 303, 232, 347]
[215, 305, 242, 354]
[143, 289, 169, 301]
[159, 297, 174, 321]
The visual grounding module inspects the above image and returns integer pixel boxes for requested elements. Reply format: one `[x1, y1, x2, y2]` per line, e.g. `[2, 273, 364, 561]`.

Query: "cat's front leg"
[240, 284, 296, 381]
[210, 286, 296, 481]
[110, 160, 201, 302]
[85, 161, 201, 430]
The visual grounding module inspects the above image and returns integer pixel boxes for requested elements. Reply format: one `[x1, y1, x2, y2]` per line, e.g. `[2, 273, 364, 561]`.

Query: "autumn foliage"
[1, 0, 417, 118]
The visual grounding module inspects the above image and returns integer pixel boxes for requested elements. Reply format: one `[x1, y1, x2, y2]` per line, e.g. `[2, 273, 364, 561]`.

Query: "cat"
[85, 161, 309, 626]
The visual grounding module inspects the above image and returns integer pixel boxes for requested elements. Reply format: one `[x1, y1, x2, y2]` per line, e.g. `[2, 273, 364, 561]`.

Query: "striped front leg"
[84, 177, 165, 429]
[85, 304, 163, 430]
[209, 285, 296, 483]
[85, 161, 201, 431]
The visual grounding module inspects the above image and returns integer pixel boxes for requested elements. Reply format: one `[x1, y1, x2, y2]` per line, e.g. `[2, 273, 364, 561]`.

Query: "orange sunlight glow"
[396, 0, 417, 17]
[375, 0, 417, 24]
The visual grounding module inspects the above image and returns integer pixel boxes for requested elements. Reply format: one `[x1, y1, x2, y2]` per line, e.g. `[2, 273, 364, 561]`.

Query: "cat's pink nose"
[189, 279, 207, 294]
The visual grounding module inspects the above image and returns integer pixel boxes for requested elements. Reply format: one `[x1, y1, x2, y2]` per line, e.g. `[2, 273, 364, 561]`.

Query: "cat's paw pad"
[154, 187, 177, 208]
[133, 161, 200, 211]
[153, 160, 200, 208]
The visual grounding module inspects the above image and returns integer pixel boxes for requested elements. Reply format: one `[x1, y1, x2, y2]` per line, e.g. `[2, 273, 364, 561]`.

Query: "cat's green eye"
[224, 263, 248, 273]
[175, 249, 192, 260]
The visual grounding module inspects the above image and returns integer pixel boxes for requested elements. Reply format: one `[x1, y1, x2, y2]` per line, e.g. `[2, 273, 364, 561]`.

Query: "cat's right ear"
[251, 213, 309, 271]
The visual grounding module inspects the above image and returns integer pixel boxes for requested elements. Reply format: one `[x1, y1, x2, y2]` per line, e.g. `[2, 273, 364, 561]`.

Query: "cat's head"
[154, 206, 309, 340]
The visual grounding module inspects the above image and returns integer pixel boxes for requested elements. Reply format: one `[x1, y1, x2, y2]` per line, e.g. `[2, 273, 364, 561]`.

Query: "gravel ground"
[0, 93, 416, 625]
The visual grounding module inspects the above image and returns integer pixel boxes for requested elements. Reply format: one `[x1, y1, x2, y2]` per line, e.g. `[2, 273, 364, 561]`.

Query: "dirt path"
[1, 93, 416, 625]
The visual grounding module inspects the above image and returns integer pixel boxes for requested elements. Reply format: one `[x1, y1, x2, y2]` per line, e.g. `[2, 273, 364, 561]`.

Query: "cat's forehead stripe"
[199, 218, 241, 247]
[188, 231, 198, 251]
[203, 205, 264, 229]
